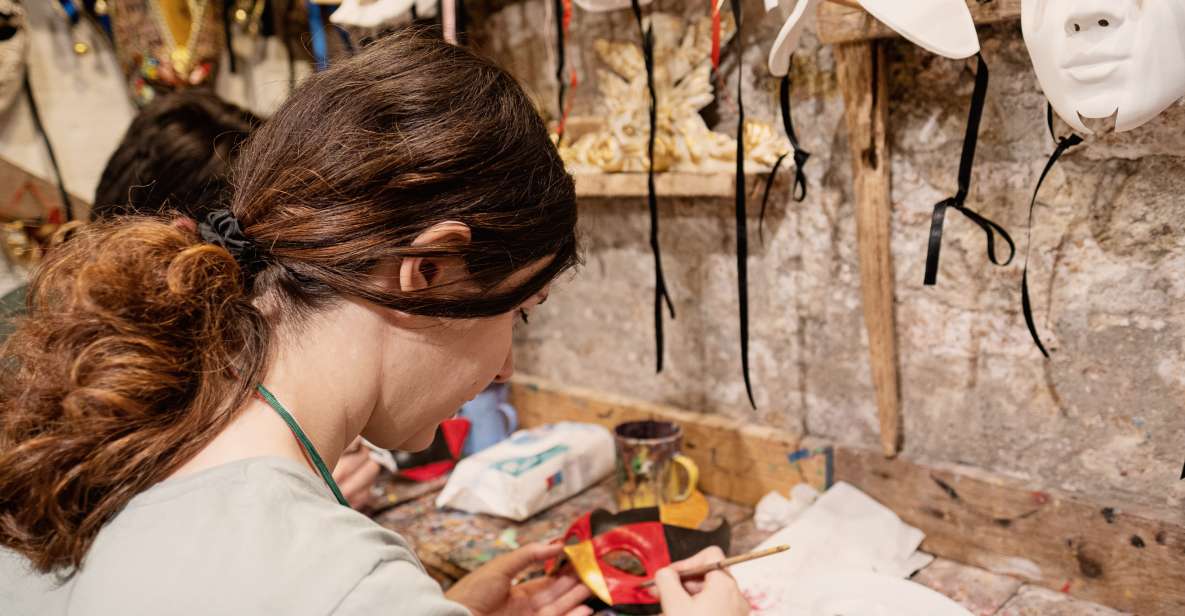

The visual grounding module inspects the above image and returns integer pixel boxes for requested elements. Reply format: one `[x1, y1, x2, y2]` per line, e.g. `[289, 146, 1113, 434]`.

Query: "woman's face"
[358, 261, 552, 453]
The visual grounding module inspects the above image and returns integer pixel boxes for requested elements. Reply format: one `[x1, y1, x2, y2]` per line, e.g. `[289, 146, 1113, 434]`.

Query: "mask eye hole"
[601, 549, 647, 577]
[0, 13, 16, 42]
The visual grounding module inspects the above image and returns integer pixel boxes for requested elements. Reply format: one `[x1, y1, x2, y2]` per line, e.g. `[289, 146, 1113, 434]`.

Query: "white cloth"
[734, 482, 939, 615]
[735, 481, 934, 583]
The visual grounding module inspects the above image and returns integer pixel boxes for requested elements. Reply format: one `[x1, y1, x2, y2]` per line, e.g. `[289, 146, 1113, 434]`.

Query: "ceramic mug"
[613, 420, 699, 510]
[458, 383, 518, 456]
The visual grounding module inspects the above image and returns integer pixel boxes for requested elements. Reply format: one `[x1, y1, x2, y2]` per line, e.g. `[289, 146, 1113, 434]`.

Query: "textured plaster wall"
[473, 1, 1185, 511]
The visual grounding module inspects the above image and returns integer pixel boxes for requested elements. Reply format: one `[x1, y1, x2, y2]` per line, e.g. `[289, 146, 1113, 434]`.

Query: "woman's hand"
[654, 546, 751, 616]
[445, 543, 592, 616]
[332, 437, 382, 510]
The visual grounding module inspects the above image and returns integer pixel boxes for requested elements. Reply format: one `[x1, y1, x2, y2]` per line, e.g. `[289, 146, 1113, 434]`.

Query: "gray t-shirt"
[0, 457, 471, 616]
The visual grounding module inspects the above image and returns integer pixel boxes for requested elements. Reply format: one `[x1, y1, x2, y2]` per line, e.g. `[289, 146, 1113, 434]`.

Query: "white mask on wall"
[1022, 0, 1185, 133]
[0, 0, 27, 112]
[572, 0, 651, 13]
[769, 0, 978, 75]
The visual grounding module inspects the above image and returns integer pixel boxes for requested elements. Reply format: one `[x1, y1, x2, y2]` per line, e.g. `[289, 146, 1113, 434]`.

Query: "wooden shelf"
[573, 172, 767, 199]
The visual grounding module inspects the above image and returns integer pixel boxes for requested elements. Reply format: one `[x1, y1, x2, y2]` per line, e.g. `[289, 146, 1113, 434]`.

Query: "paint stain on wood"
[1131, 535, 1146, 548]
[921, 506, 946, 520]
[932, 476, 960, 500]
[1076, 549, 1105, 579]
[1101, 507, 1116, 524]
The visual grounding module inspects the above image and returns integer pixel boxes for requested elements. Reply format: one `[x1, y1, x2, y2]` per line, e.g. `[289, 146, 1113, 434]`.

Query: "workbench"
[367, 472, 1128, 615]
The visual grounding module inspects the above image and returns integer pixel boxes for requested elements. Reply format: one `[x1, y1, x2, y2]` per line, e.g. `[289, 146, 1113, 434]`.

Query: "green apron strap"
[255, 383, 350, 506]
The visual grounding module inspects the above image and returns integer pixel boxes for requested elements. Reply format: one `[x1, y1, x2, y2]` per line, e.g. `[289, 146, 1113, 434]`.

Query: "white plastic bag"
[436, 422, 614, 521]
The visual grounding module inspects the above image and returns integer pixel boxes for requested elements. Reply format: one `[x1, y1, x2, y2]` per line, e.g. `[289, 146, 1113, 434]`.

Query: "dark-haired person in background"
[0, 33, 749, 616]
[89, 89, 259, 220]
[2, 89, 382, 508]
[0, 89, 257, 329]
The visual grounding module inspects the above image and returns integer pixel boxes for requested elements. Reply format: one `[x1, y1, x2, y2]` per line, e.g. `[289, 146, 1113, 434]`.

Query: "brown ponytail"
[0, 30, 578, 573]
[0, 219, 268, 573]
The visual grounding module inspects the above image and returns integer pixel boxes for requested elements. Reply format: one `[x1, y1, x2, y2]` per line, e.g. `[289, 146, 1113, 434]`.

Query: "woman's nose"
[494, 350, 515, 383]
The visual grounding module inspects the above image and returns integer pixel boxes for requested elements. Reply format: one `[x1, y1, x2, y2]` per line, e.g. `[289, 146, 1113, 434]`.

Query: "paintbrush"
[637, 544, 790, 589]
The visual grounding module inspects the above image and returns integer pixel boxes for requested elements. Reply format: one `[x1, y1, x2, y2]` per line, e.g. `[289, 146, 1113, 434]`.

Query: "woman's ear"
[398, 221, 473, 292]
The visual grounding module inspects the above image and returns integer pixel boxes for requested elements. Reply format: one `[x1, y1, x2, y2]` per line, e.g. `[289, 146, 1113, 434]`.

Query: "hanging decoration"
[768, 0, 1007, 285]
[111, 0, 223, 105]
[306, 0, 331, 69]
[628, 0, 675, 374]
[855, 0, 1019, 287]
[87, 0, 114, 40]
[758, 72, 809, 242]
[330, 0, 416, 29]
[1018, 0, 1185, 358]
[21, 69, 75, 222]
[922, 53, 1015, 286]
[761, 0, 815, 238]
[766, 0, 816, 77]
[552, 0, 575, 139]
[858, 0, 979, 59]
[727, 0, 755, 408]
[558, 7, 788, 389]
[1021, 0, 1185, 134]
[574, 0, 650, 12]
[1, 182, 81, 270]
[0, 0, 28, 112]
[54, 0, 93, 54]
[1019, 105, 1082, 358]
[224, 0, 268, 73]
[558, 14, 789, 173]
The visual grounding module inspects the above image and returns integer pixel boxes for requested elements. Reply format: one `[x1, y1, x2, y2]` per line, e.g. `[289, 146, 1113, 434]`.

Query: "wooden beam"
[817, 0, 1021, 47]
[836, 447, 1185, 615]
[508, 374, 813, 507]
[835, 42, 900, 457]
[574, 172, 742, 199]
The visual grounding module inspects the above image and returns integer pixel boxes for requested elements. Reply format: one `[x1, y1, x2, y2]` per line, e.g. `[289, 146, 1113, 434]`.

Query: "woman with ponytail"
[0, 31, 749, 616]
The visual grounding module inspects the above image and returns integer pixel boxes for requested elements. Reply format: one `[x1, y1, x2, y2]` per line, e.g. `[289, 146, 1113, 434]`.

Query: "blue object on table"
[459, 383, 517, 456]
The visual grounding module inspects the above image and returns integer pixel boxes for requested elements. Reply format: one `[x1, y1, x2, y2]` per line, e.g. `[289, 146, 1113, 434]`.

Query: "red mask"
[394, 418, 470, 482]
[552, 508, 730, 615]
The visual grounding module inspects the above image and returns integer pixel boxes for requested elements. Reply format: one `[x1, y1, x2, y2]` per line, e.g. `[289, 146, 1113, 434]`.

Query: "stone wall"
[472, 0, 1185, 511]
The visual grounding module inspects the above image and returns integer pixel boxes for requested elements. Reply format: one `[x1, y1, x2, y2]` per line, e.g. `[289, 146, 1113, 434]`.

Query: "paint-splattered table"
[372, 474, 754, 584]
[369, 474, 1128, 614]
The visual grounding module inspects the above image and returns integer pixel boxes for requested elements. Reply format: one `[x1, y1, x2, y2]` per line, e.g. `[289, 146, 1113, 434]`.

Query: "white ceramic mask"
[572, 0, 651, 13]
[0, 0, 27, 112]
[330, 0, 419, 29]
[769, 0, 978, 75]
[1022, 0, 1185, 133]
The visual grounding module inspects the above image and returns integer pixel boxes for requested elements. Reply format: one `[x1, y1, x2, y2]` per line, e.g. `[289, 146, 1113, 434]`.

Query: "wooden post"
[834, 42, 899, 457]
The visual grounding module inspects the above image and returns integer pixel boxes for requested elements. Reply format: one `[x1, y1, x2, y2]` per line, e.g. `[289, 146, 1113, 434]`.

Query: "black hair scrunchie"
[198, 209, 266, 288]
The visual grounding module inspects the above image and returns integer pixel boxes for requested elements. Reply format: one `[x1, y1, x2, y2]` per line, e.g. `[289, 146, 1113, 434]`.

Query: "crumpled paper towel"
[754, 483, 820, 531]
[734, 481, 934, 582]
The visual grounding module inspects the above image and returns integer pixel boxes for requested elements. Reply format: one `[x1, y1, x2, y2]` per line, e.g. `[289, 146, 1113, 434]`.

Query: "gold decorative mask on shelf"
[558, 12, 789, 174]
